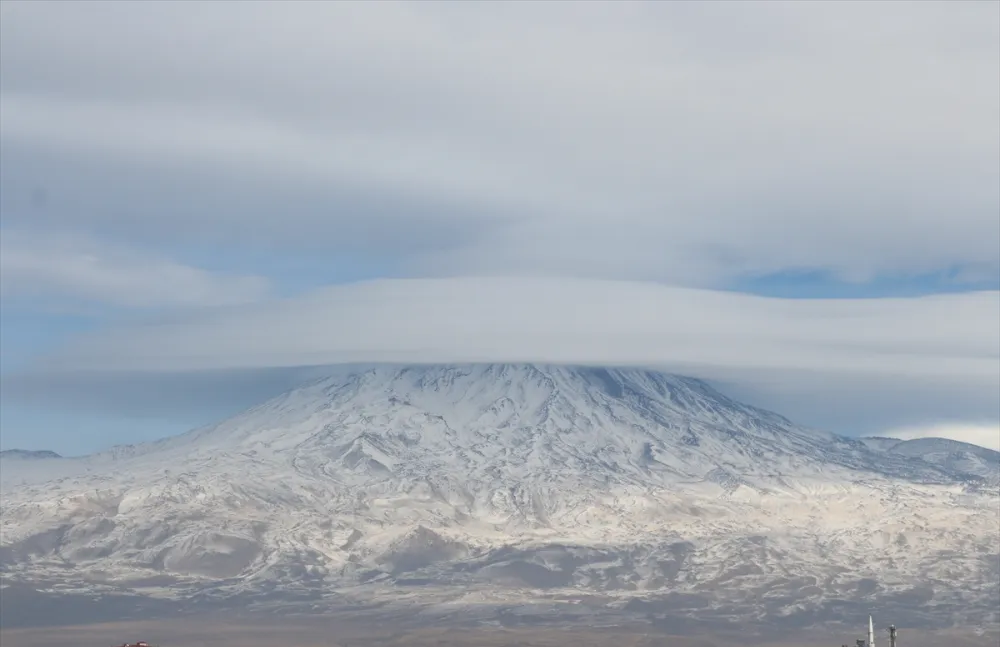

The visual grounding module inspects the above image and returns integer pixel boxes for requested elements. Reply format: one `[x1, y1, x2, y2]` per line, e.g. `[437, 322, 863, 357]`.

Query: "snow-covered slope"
[1, 364, 997, 629]
[860, 436, 1000, 487]
[886, 438, 999, 483]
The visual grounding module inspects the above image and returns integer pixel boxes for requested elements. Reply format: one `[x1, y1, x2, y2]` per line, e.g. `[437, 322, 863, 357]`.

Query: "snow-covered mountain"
[1, 364, 997, 630]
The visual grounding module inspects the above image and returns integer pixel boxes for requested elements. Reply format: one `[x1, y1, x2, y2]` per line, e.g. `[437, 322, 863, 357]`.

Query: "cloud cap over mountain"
[24, 277, 998, 381]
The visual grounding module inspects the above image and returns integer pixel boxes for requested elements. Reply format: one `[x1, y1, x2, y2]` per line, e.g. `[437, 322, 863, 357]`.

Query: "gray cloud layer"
[1, 3, 997, 450]
[2, 1, 997, 286]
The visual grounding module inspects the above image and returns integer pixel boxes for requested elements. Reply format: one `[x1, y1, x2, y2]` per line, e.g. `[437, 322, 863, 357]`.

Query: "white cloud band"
[31, 277, 999, 382]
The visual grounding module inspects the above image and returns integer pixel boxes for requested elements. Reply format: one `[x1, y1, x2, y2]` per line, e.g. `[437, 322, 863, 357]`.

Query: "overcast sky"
[1, 1, 998, 454]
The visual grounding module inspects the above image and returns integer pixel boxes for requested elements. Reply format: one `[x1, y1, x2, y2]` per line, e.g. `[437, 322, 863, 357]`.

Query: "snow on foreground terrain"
[1, 364, 997, 630]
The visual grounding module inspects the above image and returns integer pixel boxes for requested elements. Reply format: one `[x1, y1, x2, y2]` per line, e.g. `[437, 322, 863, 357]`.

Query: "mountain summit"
[2, 364, 997, 630]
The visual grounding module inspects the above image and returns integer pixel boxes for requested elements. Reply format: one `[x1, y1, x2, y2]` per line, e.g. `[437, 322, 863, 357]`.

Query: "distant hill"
[0, 449, 62, 460]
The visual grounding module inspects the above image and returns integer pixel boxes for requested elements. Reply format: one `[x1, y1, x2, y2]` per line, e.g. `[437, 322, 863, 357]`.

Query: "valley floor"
[1, 614, 997, 647]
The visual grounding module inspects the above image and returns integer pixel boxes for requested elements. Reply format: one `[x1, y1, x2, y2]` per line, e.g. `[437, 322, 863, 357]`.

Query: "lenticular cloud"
[29, 277, 1000, 385]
